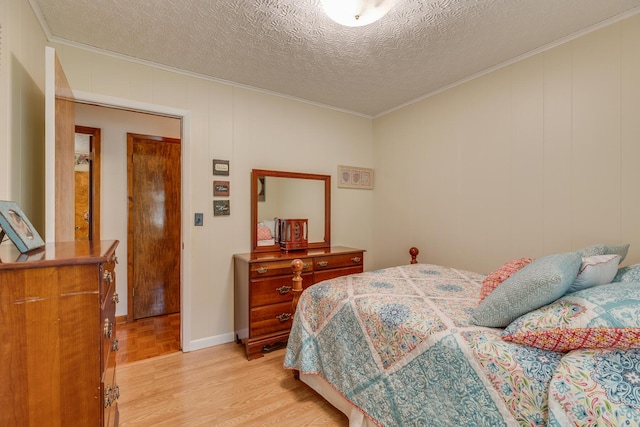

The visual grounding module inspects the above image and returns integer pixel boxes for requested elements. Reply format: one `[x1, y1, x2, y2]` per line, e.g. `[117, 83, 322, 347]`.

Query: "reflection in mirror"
[257, 177, 324, 242]
[74, 126, 101, 241]
[251, 169, 330, 253]
[74, 133, 91, 240]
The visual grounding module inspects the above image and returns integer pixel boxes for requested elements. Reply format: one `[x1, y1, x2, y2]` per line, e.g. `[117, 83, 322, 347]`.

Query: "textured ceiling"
[30, 0, 640, 117]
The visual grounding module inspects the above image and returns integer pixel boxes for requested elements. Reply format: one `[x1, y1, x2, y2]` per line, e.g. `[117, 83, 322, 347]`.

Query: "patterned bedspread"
[283, 264, 640, 426]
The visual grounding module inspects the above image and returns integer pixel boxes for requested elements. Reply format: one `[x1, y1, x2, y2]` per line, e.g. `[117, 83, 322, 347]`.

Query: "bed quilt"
[283, 264, 640, 426]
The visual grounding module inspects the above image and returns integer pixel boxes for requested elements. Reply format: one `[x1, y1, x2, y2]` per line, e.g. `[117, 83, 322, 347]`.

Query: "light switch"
[194, 213, 203, 226]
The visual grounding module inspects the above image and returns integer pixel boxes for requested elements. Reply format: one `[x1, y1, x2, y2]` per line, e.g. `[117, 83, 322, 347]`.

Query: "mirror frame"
[251, 169, 331, 253]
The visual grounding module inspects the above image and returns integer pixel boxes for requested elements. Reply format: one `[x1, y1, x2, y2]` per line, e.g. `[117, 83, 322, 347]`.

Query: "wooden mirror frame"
[251, 169, 331, 253]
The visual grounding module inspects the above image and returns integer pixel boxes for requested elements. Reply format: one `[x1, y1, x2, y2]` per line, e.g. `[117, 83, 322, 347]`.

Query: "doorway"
[70, 92, 192, 353]
[127, 133, 181, 320]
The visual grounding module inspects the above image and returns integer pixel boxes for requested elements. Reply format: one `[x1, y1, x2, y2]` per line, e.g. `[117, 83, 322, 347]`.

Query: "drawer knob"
[276, 313, 292, 322]
[351, 257, 361, 263]
[256, 267, 268, 274]
[317, 261, 328, 267]
[276, 285, 291, 295]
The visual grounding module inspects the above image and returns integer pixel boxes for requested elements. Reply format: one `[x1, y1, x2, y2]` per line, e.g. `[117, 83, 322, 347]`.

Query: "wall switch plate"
[194, 213, 203, 226]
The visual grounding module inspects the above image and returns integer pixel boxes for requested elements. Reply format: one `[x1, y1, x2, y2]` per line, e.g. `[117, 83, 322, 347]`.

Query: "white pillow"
[568, 254, 621, 293]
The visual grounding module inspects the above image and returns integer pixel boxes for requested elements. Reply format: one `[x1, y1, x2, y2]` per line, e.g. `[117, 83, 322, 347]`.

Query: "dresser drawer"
[250, 259, 313, 278]
[313, 252, 363, 271]
[250, 301, 295, 336]
[251, 272, 312, 307]
[314, 265, 363, 284]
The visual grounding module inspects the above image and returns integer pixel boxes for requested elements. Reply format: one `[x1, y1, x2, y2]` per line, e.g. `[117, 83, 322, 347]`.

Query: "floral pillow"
[502, 282, 640, 352]
[479, 258, 534, 302]
[614, 264, 640, 283]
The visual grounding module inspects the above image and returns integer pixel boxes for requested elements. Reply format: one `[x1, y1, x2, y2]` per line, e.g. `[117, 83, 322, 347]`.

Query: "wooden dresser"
[0, 240, 120, 426]
[234, 246, 364, 360]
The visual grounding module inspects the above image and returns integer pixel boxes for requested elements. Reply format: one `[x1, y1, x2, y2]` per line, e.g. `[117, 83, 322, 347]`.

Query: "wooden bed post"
[291, 259, 304, 310]
[410, 247, 419, 264]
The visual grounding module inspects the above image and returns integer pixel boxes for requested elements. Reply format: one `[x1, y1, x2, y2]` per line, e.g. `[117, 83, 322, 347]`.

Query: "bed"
[284, 245, 640, 426]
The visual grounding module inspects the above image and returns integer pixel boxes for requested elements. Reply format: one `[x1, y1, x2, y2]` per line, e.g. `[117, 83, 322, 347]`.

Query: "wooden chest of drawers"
[234, 246, 364, 360]
[0, 240, 120, 426]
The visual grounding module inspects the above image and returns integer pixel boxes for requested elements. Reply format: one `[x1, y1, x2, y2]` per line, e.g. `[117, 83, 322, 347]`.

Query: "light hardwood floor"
[117, 341, 348, 426]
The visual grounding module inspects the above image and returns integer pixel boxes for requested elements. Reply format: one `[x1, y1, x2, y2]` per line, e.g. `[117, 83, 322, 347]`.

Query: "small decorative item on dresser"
[277, 218, 308, 251]
[213, 180, 230, 197]
[0, 200, 45, 253]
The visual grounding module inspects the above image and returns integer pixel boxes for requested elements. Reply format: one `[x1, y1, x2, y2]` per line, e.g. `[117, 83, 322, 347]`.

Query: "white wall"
[372, 13, 640, 273]
[74, 103, 181, 318]
[51, 42, 374, 347]
[0, 0, 47, 233]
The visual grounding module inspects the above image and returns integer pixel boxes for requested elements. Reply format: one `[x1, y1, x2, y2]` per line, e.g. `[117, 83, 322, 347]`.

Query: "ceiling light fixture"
[321, 0, 397, 27]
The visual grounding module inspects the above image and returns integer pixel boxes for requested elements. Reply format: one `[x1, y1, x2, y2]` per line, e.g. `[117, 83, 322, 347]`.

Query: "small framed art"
[213, 159, 230, 176]
[214, 200, 230, 216]
[213, 180, 230, 197]
[0, 200, 45, 253]
[337, 165, 374, 190]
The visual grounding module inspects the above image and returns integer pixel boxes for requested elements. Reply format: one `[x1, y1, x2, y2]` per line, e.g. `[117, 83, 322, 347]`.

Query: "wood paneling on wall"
[373, 14, 640, 273]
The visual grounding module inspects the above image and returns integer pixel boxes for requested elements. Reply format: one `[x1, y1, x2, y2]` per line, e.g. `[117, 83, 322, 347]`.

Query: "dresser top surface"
[234, 246, 365, 263]
[0, 240, 119, 269]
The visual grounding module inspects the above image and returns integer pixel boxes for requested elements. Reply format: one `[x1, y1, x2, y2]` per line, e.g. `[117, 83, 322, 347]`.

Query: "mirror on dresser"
[251, 169, 331, 253]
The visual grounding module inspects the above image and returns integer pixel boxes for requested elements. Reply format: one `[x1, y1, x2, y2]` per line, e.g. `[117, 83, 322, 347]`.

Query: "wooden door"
[127, 133, 181, 320]
[45, 47, 76, 242]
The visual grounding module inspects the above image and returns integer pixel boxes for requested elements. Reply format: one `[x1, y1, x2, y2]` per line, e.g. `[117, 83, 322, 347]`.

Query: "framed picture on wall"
[213, 180, 230, 197]
[214, 200, 230, 216]
[213, 159, 230, 176]
[0, 200, 45, 253]
[337, 165, 374, 190]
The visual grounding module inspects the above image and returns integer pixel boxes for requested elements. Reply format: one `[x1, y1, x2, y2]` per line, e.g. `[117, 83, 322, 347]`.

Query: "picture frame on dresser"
[0, 200, 45, 253]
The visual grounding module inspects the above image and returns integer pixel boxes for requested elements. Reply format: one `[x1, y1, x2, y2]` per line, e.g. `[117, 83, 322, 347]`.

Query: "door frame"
[73, 90, 192, 352]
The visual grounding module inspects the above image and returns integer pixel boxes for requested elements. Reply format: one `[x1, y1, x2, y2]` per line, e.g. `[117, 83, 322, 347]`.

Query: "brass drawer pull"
[317, 261, 328, 267]
[104, 318, 113, 339]
[103, 270, 113, 284]
[104, 384, 120, 408]
[303, 263, 311, 270]
[112, 293, 119, 304]
[276, 286, 291, 295]
[256, 267, 268, 274]
[112, 338, 119, 352]
[351, 257, 361, 263]
[104, 386, 112, 408]
[276, 313, 292, 322]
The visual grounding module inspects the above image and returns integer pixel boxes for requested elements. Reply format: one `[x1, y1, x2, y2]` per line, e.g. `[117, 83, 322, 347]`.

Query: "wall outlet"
[194, 213, 203, 226]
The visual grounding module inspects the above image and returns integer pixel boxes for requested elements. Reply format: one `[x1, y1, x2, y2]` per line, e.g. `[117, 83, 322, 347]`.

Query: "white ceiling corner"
[30, 0, 640, 117]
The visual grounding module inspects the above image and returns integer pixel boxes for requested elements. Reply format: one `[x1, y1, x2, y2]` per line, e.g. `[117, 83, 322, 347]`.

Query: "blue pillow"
[577, 243, 629, 263]
[614, 264, 640, 283]
[471, 252, 582, 328]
